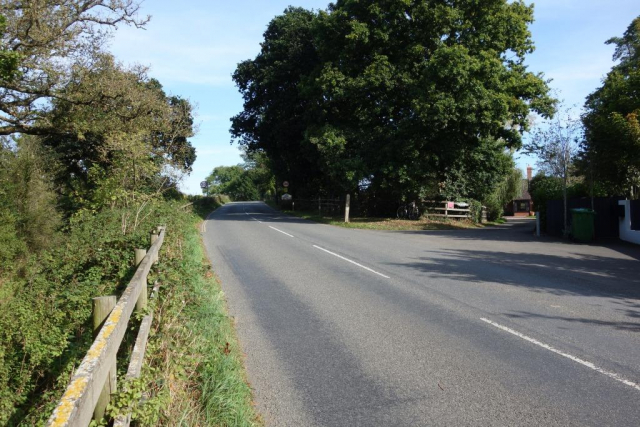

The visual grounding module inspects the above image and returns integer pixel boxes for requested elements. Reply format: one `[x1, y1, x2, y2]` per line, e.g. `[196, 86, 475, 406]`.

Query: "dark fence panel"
[546, 197, 624, 239]
[631, 200, 640, 231]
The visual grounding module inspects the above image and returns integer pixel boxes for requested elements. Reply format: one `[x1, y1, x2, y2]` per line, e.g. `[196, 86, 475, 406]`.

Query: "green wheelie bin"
[571, 208, 596, 242]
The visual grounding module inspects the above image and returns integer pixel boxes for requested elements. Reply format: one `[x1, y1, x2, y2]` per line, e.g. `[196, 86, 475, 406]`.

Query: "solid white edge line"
[269, 226, 294, 238]
[312, 245, 390, 279]
[202, 210, 218, 233]
[480, 318, 640, 392]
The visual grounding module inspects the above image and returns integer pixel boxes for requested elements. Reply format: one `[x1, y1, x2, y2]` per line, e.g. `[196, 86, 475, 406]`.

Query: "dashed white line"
[480, 317, 640, 392]
[269, 226, 294, 238]
[312, 245, 390, 279]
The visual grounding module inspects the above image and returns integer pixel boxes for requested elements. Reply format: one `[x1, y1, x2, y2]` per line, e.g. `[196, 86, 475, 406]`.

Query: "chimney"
[527, 165, 533, 181]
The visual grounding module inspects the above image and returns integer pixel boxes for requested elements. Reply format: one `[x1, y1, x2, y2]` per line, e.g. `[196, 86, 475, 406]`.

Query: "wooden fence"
[46, 226, 166, 427]
[423, 201, 487, 222]
[288, 197, 342, 215]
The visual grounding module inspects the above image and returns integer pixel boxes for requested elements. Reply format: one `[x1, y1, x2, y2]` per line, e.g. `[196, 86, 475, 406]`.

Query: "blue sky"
[109, 0, 640, 194]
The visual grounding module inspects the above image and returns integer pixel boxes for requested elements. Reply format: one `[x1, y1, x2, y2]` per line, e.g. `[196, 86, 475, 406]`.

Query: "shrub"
[468, 200, 483, 223]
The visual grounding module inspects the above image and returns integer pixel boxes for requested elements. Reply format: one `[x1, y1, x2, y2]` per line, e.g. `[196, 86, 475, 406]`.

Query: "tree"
[0, 0, 149, 136]
[232, 7, 324, 198]
[525, 106, 582, 236]
[38, 58, 196, 212]
[484, 166, 523, 220]
[581, 16, 640, 198]
[232, 1, 554, 202]
[205, 165, 260, 201]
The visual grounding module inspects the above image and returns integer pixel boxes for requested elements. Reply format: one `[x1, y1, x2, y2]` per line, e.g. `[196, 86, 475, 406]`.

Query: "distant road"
[203, 202, 640, 426]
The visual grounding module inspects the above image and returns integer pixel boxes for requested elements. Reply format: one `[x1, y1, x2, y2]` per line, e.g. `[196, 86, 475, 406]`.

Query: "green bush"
[529, 175, 563, 230]
[0, 201, 173, 425]
[483, 193, 504, 222]
[468, 200, 483, 224]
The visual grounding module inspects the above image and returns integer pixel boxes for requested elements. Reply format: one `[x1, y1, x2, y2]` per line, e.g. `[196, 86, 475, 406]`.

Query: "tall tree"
[0, 0, 148, 135]
[525, 105, 582, 237]
[581, 16, 640, 198]
[39, 56, 196, 212]
[232, 1, 554, 202]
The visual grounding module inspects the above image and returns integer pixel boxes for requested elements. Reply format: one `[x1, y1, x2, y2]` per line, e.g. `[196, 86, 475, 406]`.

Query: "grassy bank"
[0, 196, 258, 426]
[272, 207, 501, 231]
[124, 198, 259, 426]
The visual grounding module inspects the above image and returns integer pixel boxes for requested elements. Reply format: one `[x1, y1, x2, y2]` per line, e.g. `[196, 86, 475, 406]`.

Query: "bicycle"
[397, 201, 420, 220]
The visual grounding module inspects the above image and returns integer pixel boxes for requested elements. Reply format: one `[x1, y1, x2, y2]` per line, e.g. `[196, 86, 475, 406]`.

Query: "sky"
[109, 0, 640, 194]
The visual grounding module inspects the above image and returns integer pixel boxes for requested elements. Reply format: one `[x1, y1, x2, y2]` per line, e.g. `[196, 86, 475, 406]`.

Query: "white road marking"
[244, 210, 263, 222]
[480, 318, 640, 392]
[202, 210, 218, 233]
[312, 245, 390, 279]
[269, 226, 294, 238]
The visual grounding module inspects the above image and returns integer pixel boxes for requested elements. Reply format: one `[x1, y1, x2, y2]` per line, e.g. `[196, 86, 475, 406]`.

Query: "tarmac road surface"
[202, 201, 640, 426]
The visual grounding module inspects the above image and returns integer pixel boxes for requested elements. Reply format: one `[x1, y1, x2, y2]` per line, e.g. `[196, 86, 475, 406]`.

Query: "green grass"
[276, 208, 489, 231]
[124, 199, 260, 426]
[484, 217, 508, 226]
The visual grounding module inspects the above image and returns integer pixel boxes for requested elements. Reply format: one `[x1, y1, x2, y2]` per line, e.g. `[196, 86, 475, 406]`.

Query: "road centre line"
[480, 318, 640, 392]
[269, 226, 294, 238]
[243, 210, 262, 223]
[312, 245, 390, 279]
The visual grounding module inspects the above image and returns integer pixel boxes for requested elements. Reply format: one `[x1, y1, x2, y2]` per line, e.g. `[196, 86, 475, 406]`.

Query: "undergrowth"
[0, 195, 258, 426]
[110, 197, 259, 426]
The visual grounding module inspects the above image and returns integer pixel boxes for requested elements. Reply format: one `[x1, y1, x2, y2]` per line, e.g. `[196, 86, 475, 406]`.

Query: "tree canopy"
[231, 0, 554, 203]
[204, 150, 275, 201]
[0, 1, 196, 213]
[581, 16, 640, 198]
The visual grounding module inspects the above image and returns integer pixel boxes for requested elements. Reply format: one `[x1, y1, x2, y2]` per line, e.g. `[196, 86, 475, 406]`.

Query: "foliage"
[205, 150, 275, 201]
[0, 206, 150, 424]
[484, 167, 523, 221]
[105, 201, 259, 426]
[0, 2, 201, 422]
[468, 200, 484, 224]
[0, 199, 259, 426]
[0, 15, 19, 81]
[41, 58, 196, 214]
[232, 1, 554, 200]
[525, 105, 582, 235]
[0, 0, 149, 135]
[581, 16, 640, 198]
[205, 165, 258, 201]
[529, 174, 562, 229]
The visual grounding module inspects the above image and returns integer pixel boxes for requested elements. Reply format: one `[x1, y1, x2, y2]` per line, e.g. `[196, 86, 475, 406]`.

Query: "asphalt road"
[202, 201, 640, 426]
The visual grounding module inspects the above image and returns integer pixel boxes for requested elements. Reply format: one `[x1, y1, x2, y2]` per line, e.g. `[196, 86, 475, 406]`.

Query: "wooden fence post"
[135, 249, 147, 313]
[92, 296, 117, 422]
[344, 194, 350, 223]
[150, 230, 159, 264]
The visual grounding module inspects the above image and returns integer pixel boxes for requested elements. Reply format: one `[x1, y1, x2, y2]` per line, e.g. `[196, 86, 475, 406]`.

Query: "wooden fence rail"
[46, 226, 166, 427]
[423, 201, 487, 222]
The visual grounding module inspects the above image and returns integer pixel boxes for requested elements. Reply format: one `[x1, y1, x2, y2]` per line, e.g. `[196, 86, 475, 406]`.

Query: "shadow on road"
[502, 310, 640, 332]
[391, 248, 640, 294]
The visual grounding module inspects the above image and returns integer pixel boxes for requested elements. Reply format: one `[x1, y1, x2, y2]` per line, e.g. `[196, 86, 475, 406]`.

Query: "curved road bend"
[202, 201, 640, 426]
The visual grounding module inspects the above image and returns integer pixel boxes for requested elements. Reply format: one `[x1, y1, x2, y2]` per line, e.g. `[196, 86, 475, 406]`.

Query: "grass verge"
[273, 208, 498, 231]
[114, 199, 260, 426]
